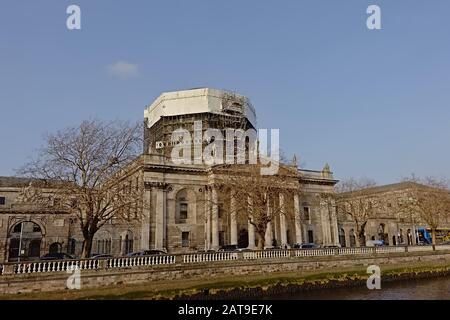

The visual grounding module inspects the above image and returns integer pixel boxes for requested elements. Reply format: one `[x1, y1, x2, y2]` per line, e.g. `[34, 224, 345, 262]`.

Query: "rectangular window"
[182, 232, 189, 247]
[303, 207, 310, 221]
[180, 203, 188, 220]
[0, 197, 5, 205]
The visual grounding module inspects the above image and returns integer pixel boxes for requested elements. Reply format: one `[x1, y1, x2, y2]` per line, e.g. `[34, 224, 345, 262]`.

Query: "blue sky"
[1, 0, 449, 184]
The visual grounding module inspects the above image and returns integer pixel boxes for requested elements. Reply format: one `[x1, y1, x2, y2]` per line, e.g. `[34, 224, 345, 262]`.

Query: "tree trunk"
[257, 232, 265, 250]
[81, 234, 94, 258]
[355, 226, 361, 247]
[431, 228, 437, 246]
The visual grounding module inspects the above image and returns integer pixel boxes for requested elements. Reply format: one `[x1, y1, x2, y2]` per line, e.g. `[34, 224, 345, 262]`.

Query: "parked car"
[126, 250, 167, 257]
[89, 253, 113, 259]
[40, 252, 74, 260]
[219, 245, 239, 252]
[372, 240, 384, 247]
[218, 245, 252, 252]
[292, 243, 318, 249]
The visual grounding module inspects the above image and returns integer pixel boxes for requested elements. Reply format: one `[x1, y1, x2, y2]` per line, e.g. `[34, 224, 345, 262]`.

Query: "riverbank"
[1, 261, 450, 300]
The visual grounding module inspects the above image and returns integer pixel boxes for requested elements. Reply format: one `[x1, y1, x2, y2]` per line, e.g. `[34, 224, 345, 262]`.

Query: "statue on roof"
[292, 154, 298, 167]
[16, 182, 43, 204]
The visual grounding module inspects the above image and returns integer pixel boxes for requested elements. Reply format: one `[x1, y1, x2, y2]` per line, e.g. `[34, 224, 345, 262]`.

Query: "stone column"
[294, 194, 302, 244]
[411, 224, 417, 245]
[279, 193, 287, 247]
[320, 201, 331, 246]
[265, 199, 273, 248]
[230, 192, 238, 246]
[211, 187, 219, 250]
[330, 201, 340, 246]
[344, 227, 351, 247]
[205, 187, 211, 250]
[247, 197, 256, 249]
[140, 187, 151, 250]
[155, 187, 166, 250]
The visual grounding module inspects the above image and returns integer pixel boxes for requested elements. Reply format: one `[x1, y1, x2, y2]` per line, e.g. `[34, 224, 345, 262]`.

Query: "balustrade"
[1, 245, 449, 276]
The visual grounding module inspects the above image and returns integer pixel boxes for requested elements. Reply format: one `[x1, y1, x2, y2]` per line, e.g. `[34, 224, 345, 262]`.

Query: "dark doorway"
[8, 238, 20, 260]
[349, 229, 356, 247]
[339, 228, 346, 247]
[29, 240, 42, 257]
[407, 229, 413, 245]
[308, 230, 314, 243]
[238, 229, 248, 248]
[49, 242, 62, 254]
[219, 231, 225, 246]
[68, 238, 76, 255]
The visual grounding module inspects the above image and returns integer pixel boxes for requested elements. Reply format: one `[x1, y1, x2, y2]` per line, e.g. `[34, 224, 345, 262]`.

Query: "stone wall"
[1, 250, 449, 295]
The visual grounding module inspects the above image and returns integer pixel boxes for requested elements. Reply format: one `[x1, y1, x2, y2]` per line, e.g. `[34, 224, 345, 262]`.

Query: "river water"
[266, 276, 450, 300]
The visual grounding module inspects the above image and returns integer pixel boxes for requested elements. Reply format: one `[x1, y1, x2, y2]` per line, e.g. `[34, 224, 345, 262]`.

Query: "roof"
[144, 88, 257, 129]
[0, 176, 65, 189]
[0, 176, 37, 188]
[337, 181, 433, 197]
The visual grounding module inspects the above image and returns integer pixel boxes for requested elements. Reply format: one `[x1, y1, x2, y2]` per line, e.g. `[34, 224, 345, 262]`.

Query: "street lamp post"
[407, 197, 418, 245]
[17, 222, 24, 262]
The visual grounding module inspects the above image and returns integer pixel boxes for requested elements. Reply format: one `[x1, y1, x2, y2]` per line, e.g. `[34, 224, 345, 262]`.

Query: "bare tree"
[400, 175, 450, 245]
[336, 178, 378, 246]
[335, 177, 377, 193]
[18, 119, 145, 257]
[213, 163, 300, 249]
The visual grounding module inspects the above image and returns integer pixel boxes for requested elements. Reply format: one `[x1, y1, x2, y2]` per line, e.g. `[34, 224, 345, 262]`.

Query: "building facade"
[336, 182, 450, 247]
[0, 88, 341, 262]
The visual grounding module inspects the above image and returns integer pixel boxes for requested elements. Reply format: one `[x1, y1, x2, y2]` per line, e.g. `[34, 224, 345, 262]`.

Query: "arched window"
[49, 242, 62, 254]
[94, 231, 112, 255]
[13, 224, 21, 233]
[122, 231, 134, 255]
[8, 221, 43, 261]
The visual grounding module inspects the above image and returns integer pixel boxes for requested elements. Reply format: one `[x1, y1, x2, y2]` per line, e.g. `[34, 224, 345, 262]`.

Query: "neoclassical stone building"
[0, 177, 140, 263]
[137, 154, 339, 254]
[336, 182, 450, 247]
[0, 88, 341, 262]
